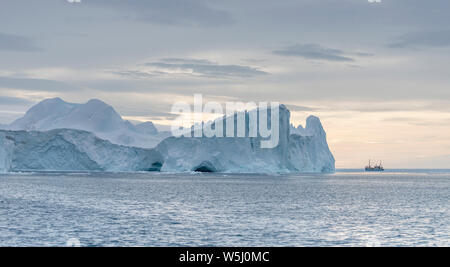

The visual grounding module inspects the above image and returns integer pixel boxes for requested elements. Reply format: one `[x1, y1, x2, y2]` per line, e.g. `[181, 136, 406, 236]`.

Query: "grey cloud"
[122, 58, 269, 78]
[117, 102, 179, 118]
[0, 33, 40, 52]
[355, 52, 374, 57]
[160, 58, 213, 64]
[390, 30, 450, 48]
[114, 71, 156, 79]
[285, 104, 317, 112]
[128, 111, 178, 119]
[88, 0, 233, 26]
[0, 76, 81, 92]
[0, 96, 33, 106]
[242, 58, 268, 64]
[273, 44, 354, 62]
[126, 111, 178, 122]
[148, 63, 267, 78]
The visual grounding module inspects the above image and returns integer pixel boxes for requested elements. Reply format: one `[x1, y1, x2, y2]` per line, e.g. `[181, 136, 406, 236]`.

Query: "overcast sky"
[1, 0, 450, 168]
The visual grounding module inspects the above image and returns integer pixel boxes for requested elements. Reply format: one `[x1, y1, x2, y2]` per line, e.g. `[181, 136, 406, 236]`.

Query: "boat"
[365, 160, 384, 172]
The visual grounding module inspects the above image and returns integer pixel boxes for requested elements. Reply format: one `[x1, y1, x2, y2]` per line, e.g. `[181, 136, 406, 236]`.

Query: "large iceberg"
[156, 105, 335, 173]
[0, 98, 335, 173]
[0, 129, 163, 173]
[5, 98, 169, 148]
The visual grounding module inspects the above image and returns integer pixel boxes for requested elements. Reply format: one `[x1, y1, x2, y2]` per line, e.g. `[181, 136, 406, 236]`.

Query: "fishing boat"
[365, 160, 384, 172]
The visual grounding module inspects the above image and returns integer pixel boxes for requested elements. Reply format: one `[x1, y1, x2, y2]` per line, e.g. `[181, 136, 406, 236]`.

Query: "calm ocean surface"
[0, 170, 449, 247]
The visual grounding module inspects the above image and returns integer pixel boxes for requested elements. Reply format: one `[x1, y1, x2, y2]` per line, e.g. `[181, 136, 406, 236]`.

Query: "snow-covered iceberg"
[5, 98, 170, 148]
[156, 105, 335, 173]
[0, 98, 335, 174]
[0, 129, 163, 173]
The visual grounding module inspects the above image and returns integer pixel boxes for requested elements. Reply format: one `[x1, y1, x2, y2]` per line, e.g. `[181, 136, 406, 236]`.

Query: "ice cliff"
[0, 129, 163, 172]
[288, 116, 335, 173]
[156, 105, 335, 173]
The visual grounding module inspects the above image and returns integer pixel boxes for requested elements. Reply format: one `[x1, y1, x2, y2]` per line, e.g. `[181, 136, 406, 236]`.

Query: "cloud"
[116, 58, 268, 79]
[160, 58, 213, 65]
[355, 52, 374, 57]
[0, 76, 80, 92]
[285, 104, 317, 112]
[0, 96, 33, 105]
[0, 33, 41, 52]
[382, 117, 450, 127]
[273, 44, 354, 62]
[114, 71, 156, 79]
[88, 0, 233, 26]
[389, 30, 450, 48]
[323, 101, 450, 113]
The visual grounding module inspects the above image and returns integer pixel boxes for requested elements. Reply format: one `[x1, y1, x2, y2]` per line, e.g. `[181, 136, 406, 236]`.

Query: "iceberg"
[156, 105, 335, 173]
[5, 98, 170, 148]
[0, 98, 335, 174]
[134, 121, 159, 135]
[287, 116, 335, 173]
[0, 129, 163, 173]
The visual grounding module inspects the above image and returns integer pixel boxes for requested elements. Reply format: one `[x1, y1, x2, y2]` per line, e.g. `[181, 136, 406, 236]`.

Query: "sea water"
[0, 170, 448, 246]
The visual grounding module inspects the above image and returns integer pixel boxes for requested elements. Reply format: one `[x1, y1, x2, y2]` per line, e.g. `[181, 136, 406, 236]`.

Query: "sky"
[1, 0, 450, 168]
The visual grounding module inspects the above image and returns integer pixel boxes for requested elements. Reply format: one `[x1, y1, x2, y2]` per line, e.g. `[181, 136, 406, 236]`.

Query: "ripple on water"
[0, 171, 449, 246]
